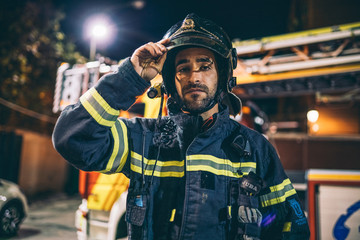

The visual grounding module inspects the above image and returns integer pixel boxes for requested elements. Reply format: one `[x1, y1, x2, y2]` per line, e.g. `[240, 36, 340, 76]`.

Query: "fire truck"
[232, 22, 360, 240]
[54, 21, 360, 240]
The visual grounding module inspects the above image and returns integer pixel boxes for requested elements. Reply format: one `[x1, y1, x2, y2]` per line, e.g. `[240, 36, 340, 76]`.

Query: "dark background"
[1, 0, 360, 135]
[54, 0, 304, 60]
[55, 0, 360, 60]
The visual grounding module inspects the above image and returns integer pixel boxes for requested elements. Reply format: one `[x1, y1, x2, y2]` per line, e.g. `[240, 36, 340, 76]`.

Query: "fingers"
[131, 39, 170, 81]
[130, 38, 170, 81]
[238, 206, 248, 223]
[238, 206, 263, 224]
[256, 208, 262, 226]
[139, 39, 169, 58]
[246, 207, 253, 221]
[251, 208, 257, 222]
[147, 39, 170, 57]
[158, 38, 171, 47]
[146, 42, 166, 56]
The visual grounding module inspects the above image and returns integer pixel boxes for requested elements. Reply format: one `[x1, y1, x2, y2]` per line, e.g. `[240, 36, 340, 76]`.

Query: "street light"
[85, 15, 113, 61]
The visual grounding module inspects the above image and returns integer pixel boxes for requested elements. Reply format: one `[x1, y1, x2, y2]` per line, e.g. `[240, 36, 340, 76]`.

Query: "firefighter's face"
[174, 47, 218, 112]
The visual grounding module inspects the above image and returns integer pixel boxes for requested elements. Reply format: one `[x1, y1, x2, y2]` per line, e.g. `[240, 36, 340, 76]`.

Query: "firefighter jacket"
[53, 58, 310, 240]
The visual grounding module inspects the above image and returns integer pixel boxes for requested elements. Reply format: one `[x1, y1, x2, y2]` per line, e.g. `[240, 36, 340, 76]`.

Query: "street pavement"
[1, 193, 82, 240]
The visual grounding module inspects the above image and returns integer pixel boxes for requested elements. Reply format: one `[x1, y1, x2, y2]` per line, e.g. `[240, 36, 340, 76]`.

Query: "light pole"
[89, 23, 109, 61]
[90, 37, 96, 61]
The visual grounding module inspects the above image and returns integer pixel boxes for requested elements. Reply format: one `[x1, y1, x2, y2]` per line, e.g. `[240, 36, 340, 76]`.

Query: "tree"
[0, 0, 85, 134]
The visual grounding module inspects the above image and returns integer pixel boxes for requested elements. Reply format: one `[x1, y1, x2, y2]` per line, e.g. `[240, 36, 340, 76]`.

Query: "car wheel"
[0, 201, 24, 237]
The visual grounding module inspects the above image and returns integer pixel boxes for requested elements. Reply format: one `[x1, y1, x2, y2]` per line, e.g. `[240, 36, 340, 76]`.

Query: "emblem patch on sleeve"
[289, 199, 307, 225]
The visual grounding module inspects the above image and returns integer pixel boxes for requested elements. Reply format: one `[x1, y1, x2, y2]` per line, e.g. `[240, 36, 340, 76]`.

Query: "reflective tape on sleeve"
[260, 178, 297, 207]
[99, 119, 129, 174]
[80, 87, 120, 127]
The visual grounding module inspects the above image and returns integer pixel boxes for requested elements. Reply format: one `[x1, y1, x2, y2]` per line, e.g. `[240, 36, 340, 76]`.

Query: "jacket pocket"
[126, 194, 148, 226]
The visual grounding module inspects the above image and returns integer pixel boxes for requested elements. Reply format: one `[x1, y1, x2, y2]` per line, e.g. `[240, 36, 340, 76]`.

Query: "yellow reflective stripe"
[261, 189, 297, 207]
[130, 164, 184, 177]
[99, 119, 128, 173]
[115, 120, 129, 172]
[282, 222, 292, 232]
[130, 152, 184, 177]
[90, 88, 119, 116]
[101, 124, 120, 172]
[270, 178, 291, 192]
[80, 88, 120, 127]
[169, 209, 176, 222]
[187, 154, 256, 169]
[187, 154, 256, 177]
[260, 178, 297, 207]
[187, 165, 243, 178]
[132, 152, 184, 167]
[130, 153, 256, 178]
[81, 97, 113, 126]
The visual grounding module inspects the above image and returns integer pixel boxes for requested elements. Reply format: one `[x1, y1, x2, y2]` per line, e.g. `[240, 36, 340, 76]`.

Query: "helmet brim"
[167, 34, 230, 59]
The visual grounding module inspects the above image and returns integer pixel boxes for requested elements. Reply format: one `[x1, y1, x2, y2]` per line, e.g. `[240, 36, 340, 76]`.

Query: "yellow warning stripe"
[260, 178, 297, 207]
[307, 174, 360, 182]
[233, 22, 360, 47]
[235, 63, 360, 85]
[282, 222, 292, 232]
[187, 154, 256, 169]
[130, 164, 184, 178]
[169, 209, 176, 222]
[80, 87, 120, 127]
[99, 119, 129, 174]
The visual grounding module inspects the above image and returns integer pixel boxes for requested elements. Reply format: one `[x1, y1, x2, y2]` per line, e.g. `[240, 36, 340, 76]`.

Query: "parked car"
[0, 179, 28, 237]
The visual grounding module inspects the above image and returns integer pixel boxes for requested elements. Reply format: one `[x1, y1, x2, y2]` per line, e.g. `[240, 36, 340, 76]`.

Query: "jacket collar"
[170, 106, 230, 132]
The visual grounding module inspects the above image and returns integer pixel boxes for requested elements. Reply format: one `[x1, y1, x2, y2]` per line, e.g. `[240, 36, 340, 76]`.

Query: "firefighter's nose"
[188, 71, 201, 83]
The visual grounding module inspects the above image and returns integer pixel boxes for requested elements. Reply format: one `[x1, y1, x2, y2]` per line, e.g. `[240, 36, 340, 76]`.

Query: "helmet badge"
[181, 18, 195, 30]
[169, 17, 196, 39]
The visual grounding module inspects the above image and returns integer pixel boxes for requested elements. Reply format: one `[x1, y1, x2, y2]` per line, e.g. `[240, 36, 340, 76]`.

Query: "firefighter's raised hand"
[130, 38, 170, 82]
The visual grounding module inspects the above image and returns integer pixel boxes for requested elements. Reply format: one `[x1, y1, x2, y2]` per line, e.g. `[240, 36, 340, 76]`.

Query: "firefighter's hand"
[238, 206, 262, 224]
[238, 206, 262, 240]
[130, 38, 170, 82]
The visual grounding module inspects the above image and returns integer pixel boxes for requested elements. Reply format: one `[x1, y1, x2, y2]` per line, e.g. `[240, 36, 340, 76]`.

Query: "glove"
[238, 206, 262, 240]
[238, 206, 262, 224]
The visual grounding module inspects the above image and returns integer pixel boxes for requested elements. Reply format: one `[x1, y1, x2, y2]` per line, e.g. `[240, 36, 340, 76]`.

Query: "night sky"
[56, 0, 292, 60]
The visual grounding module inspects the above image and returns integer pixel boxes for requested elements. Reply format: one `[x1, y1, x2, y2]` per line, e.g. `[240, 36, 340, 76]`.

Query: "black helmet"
[161, 13, 241, 115]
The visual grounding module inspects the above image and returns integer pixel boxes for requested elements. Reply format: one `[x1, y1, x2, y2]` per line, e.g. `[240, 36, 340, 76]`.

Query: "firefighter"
[53, 13, 310, 239]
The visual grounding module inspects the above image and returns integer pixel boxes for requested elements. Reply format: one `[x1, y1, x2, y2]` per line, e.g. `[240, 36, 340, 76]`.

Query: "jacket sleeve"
[52, 58, 150, 175]
[256, 138, 310, 239]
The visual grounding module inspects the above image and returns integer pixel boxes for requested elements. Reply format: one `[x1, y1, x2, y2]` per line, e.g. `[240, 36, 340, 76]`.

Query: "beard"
[181, 83, 217, 112]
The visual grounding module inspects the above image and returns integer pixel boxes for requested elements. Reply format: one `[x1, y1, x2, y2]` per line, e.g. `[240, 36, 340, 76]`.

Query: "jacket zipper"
[178, 116, 220, 239]
[178, 147, 187, 240]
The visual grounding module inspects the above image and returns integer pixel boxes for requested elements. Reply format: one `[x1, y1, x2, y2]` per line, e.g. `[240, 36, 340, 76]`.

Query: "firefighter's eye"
[177, 67, 190, 73]
[200, 64, 212, 71]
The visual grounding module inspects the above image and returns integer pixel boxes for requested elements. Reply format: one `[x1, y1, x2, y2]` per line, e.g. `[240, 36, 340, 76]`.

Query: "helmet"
[161, 13, 241, 115]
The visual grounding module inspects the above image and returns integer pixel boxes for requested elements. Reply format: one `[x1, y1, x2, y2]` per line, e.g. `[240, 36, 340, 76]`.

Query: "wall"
[15, 129, 68, 197]
[269, 133, 360, 171]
